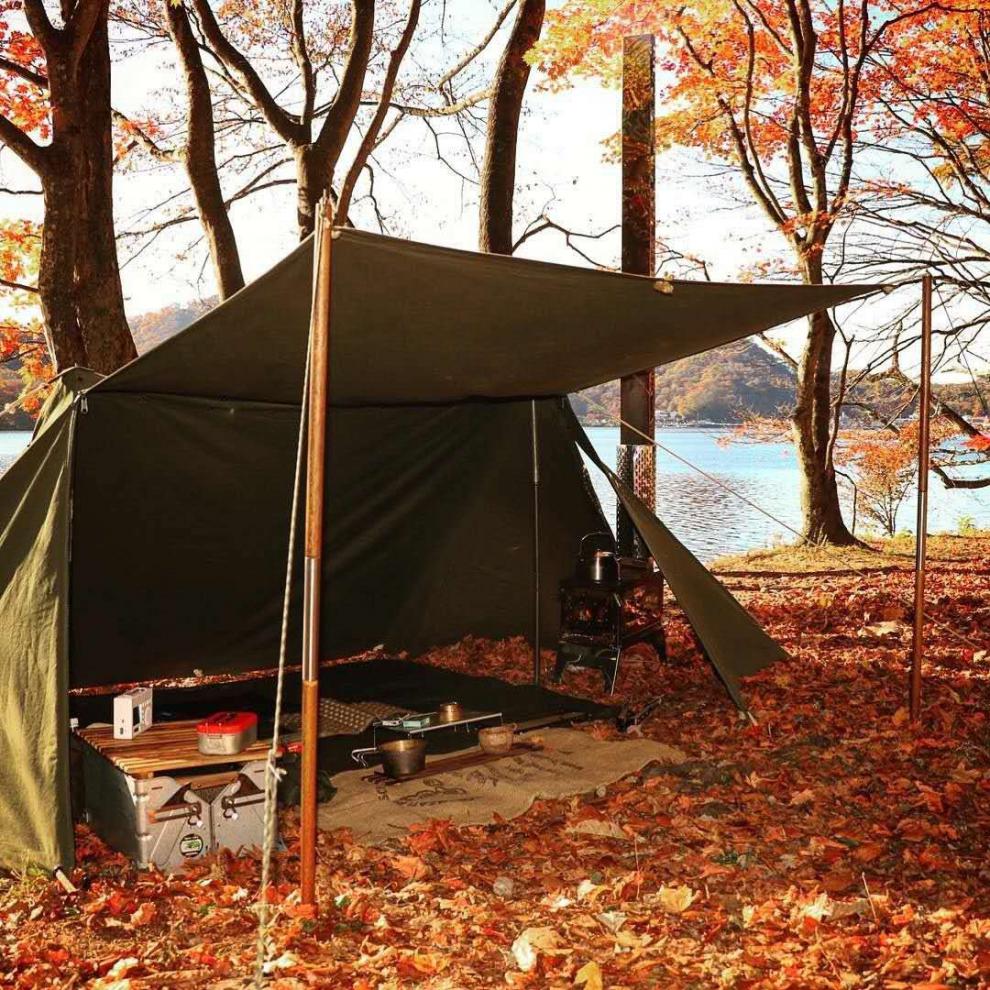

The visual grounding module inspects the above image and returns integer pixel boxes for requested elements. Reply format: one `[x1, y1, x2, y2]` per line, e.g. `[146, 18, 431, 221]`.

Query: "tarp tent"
[0, 228, 878, 871]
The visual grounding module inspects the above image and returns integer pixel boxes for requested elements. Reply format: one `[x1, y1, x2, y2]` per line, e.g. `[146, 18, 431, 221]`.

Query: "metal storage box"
[76, 720, 277, 871]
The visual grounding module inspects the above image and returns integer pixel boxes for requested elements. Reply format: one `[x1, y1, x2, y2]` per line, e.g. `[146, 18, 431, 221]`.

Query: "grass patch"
[712, 532, 990, 573]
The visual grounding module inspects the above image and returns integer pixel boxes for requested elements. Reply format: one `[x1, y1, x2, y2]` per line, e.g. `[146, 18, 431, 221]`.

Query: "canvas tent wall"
[0, 228, 879, 871]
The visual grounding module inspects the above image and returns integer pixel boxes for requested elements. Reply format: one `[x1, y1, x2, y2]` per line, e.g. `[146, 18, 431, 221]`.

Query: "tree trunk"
[165, 0, 244, 298]
[478, 0, 546, 254]
[295, 145, 326, 239]
[74, 11, 137, 373]
[38, 158, 88, 371]
[793, 252, 857, 545]
[3, 0, 134, 375]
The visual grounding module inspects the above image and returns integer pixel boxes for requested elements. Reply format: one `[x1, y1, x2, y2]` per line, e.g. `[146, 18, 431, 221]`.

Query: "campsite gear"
[555, 558, 666, 694]
[334, 729, 684, 839]
[299, 210, 335, 905]
[576, 532, 620, 584]
[365, 738, 542, 787]
[350, 706, 504, 767]
[530, 400, 541, 686]
[76, 721, 275, 869]
[478, 724, 515, 754]
[0, 230, 878, 872]
[391, 708, 500, 735]
[196, 712, 259, 755]
[379, 739, 427, 779]
[113, 687, 153, 740]
[437, 702, 465, 724]
[280, 698, 412, 738]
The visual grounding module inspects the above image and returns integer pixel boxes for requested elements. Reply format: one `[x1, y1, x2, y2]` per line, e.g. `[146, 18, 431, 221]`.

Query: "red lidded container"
[196, 711, 259, 755]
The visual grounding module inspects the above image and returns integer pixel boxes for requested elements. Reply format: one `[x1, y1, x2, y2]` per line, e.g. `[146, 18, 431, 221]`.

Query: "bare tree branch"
[338, 0, 421, 220]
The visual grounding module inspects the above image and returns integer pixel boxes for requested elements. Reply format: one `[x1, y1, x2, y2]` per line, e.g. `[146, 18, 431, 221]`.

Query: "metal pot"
[576, 532, 619, 584]
[379, 739, 427, 779]
[436, 702, 465, 724]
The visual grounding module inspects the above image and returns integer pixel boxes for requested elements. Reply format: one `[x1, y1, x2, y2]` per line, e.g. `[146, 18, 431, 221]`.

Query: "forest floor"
[2, 537, 989, 989]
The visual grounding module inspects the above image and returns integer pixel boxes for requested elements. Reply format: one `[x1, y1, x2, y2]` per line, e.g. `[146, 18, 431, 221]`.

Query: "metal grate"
[617, 442, 656, 557]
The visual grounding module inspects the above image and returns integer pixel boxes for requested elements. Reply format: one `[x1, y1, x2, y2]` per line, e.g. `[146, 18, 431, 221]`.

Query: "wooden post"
[618, 34, 656, 557]
[910, 274, 933, 723]
[300, 200, 334, 905]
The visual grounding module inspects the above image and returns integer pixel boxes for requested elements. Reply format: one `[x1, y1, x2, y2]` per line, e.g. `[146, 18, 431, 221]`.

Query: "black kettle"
[576, 532, 619, 584]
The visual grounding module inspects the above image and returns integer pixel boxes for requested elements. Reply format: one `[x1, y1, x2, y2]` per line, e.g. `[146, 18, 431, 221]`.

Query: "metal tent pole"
[531, 400, 541, 684]
[910, 274, 933, 723]
[300, 200, 334, 905]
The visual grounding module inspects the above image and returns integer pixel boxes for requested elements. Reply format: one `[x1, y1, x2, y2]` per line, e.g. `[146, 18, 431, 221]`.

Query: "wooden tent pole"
[531, 400, 541, 684]
[618, 33, 657, 558]
[910, 274, 933, 723]
[300, 200, 334, 905]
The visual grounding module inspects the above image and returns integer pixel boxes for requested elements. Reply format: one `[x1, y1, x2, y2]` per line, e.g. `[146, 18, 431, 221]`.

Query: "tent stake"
[531, 400, 541, 684]
[300, 200, 334, 905]
[910, 274, 933, 723]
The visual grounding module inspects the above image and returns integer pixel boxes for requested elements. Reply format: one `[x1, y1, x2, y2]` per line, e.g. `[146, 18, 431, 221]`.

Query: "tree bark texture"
[164, 0, 244, 299]
[792, 253, 858, 545]
[12, 0, 136, 374]
[478, 0, 545, 254]
[291, 0, 375, 238]
[74, 12, 136, 372]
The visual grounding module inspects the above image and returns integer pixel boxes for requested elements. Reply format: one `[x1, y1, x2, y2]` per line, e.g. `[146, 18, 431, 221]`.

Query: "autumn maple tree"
[836, 419, 955, 537]
[857, 2, 990, 293]
[0, 0, 136, 375]
[532, 0, 935, 546]
[0, 218, 50, 408]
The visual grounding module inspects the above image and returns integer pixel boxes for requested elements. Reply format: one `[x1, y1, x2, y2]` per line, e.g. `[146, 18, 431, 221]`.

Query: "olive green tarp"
[0, 228, 879, 870]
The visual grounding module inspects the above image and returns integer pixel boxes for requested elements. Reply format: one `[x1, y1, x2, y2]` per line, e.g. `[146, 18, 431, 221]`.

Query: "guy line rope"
[253, 333, 311, 987]
[579, 388, 988, 658]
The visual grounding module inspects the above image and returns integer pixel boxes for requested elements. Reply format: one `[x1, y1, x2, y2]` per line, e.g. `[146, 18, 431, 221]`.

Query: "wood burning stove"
[553, 537, 666, 694]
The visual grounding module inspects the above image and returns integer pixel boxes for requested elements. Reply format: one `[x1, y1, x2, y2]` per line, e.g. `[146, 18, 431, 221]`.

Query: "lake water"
[2, 427, 987, 562]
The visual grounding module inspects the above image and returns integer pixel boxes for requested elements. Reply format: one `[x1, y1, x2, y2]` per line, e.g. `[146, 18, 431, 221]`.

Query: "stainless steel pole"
[531, 400, 541, 684]
[910, 274, 933, 723]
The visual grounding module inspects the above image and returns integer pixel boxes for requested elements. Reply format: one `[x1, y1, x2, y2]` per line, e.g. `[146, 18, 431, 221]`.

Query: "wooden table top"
[76, 719, 278, 779]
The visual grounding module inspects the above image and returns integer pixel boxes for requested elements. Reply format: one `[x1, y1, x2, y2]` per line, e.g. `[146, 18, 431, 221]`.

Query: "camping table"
[76, 721, 279, 871]
[350, 709, 502, 767]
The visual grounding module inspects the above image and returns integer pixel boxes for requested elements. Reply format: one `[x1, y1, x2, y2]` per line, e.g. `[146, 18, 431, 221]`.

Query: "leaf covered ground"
[2, 541, 989, 989]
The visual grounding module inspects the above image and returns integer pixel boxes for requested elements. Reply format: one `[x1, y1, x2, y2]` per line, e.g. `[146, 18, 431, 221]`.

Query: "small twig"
[861, 872, 879, 923]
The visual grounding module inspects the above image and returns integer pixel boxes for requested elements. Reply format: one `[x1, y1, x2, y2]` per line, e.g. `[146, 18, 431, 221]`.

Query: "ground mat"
[317, 727, 685, 845]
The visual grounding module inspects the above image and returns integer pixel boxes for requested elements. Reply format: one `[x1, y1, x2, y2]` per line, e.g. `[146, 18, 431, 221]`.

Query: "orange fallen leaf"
[575, 960, 604, 990]
[128, 902, 156, 928]
[391, 854, 431, 880]
[657, 885, 696, 914]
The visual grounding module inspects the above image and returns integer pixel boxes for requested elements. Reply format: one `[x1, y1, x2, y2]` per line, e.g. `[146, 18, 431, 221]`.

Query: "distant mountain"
[5, 305, 987, 432]
[573, 340, 990, 427]
[572, 340, 796, 425]
[130, 299, 214, 354]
